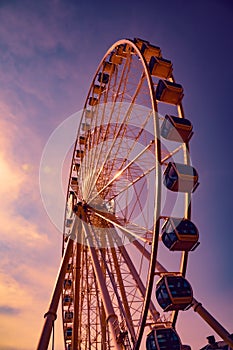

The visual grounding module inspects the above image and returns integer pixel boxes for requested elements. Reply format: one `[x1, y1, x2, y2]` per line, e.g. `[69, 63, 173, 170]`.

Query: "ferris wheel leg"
[83, 225, 122, 350]
[36, 224, 76, 350]
[192, 298, 233, 348]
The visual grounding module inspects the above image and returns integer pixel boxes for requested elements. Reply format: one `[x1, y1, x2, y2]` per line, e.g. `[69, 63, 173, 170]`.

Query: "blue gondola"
[163, 162, 199, 193]
[63, 295, 73, 305]
[162, 218, 199, 251]
[64, 311, 74, 321]
[64, 279, 72, 288]
[156, 80, 184, 105]
[146, 327, 182, 350]
[161, 115, 193, 143]
[65, 219, 73, 228]
[156, 275, 193, 311]
[65, 327, 72, 339]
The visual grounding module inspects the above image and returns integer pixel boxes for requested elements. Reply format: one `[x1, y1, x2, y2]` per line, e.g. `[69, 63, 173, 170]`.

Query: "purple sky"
[0, 0, 233, 349]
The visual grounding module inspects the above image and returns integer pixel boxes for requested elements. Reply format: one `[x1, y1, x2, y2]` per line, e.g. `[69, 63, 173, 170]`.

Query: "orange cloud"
[0, 101, 64, 349]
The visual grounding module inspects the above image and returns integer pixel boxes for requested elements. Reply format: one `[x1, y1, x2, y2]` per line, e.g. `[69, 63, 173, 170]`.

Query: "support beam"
[110, 244, 136, 342]
[83, 224, 122, 350]
[37, 219, 77, 350]
[192, 298, 233, 349]
[132, 239, 233, 348]
[71, 242, 82, 349]
[113, 233, 159, 321]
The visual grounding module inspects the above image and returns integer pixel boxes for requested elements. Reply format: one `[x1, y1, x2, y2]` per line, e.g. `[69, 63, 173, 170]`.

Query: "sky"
[0, 0, 233, 349]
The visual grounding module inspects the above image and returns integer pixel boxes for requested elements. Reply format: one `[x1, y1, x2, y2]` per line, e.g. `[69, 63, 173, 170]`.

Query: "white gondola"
[161, 115, 193, 143]
[163, 162, 199, 193]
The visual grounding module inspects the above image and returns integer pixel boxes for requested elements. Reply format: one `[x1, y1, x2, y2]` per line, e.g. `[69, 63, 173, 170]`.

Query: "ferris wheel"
[37, 38, 233, 350]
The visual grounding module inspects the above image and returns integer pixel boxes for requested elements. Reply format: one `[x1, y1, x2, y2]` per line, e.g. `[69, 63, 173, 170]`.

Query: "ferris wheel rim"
[62, 38, 193, 350]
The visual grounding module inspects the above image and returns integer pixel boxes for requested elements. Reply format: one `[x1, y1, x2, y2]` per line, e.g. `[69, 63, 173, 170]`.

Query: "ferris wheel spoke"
[99, 107, 154, 180]
[88, 140, 154, 204]
[88, 108, 154, 203]
[81, 58, 129, 189]
[161, 144, 184, 164]
[109, 161, 156, 203]
[83, 120, 128, 201]
[131, 239, 167, 274]
[81, 54, 134, 197]
[124, 175, 149, 226]
[108, 241, 137, 341]
[81, 111, 109, 198]
[84, 73, 147, 202]
[111, 229, 160, 322]
[111, 52, 133, 103]
[91, 209, 151, 244]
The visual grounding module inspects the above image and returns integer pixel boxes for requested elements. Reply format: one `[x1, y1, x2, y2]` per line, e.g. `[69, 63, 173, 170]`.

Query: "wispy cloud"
[0, 306, 20, 315]
[0, 97, 61, 348]
[0, 1, 84, 119]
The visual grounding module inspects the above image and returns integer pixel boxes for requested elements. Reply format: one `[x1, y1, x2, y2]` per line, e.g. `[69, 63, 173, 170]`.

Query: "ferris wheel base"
[192, 298, 233, 349]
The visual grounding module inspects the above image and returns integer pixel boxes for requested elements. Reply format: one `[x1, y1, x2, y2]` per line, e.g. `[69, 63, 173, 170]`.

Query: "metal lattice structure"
[37, 38, 233, 350]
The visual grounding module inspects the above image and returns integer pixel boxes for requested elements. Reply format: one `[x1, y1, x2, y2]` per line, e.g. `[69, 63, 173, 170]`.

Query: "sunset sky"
[0, 1, 233, 349]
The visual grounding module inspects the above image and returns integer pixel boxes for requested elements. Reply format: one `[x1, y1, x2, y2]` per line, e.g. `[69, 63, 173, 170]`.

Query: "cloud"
[0, 306, 20, 315]
[0, 99, 62, 349]
[0, 2, 76, 56]
[0, 0, 85, 132]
